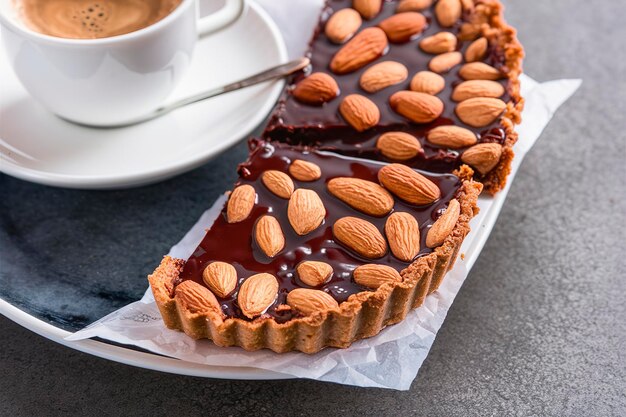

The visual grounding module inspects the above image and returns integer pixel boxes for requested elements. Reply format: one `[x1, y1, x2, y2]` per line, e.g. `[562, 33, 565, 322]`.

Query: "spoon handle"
[98, 57, 310, 128]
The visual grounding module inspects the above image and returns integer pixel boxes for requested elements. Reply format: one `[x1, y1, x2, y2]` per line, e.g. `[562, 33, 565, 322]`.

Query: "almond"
[460, 0, 475, 11]
[458, 22, 481, 41]
[289, 159, 322, 182]
[451, 80, 504, 101]
[202, 262, 237, 298]
[426, 125, 477, 148]
[378, 163, 441, 205]
[226, 184, 255, 223]
[376, 131, 422, 161]
[378, 12, 426, 43]
[426, 199, 460, 248]
[339, 94, 380, 132]
[255, 215, 285, 258]
[333, 216, 387, 259]
[397, 0, 433, 12]
[428, 51, 463, 73]
[175, 280, 221, 315]
[461, 142, 502, 174]
[459, 62, 503, 80]
[296, 261, 333, 287]
[325, 8, 362, 44]
[409, 71, 445, 95]
[353, 264, 401, 288]
[435, 0, 462, 27]
[330, 27, 388, 74]
[465, 37, 488, 62]
[389, 91, 444, 123]
[287, 189, 326, 235]
[360, 61, 408, 93]
[292, 72, 339, 105]
[455, 97, 506, 127]
[353, 0, 382, 19]
[287, 288, 339, 315]
[327, 177, 394, 217]
[238, 273, 279, 319]
[419, 32, 457, 54]
[385, 212, 420, 262]
[262, 170, 294, 199]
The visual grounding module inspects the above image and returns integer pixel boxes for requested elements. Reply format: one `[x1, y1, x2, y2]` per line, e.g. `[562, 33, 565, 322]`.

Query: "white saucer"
[0, 1, 287, 189]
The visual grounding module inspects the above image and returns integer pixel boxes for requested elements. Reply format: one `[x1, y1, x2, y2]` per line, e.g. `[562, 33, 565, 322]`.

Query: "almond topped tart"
[149, 140, 482, 353]
[265, 0, 524, 194]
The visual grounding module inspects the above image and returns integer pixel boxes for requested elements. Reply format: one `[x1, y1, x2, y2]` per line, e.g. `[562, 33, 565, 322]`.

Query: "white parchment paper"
[66, 0, 582, 390]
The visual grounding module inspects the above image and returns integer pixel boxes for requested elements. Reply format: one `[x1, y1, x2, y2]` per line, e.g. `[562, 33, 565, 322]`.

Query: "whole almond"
[397, 0, 433, 12]
[330, 27, 388, 74]
[353, 0, 382, 19]
[255, 215, 285, 258]
[459, 62, 503, 80]
[226, 184, 256, 223]
[460, 0, 475, 11]
[456, 97, 506, 127]
[288, 189, 326, 235]
[360, 61, 408, 93]
[297, 261, 333, 287]
[385, 212, 420, 262]
[452, 80, 505, 101]
[426, 199, 460, 248]
[262, 170, 294, 199]
[378, 12, 426, 43]
[378, 163, 441, 205]
[202, 262, 237, 298]
[426, 125, 477, 148]
[327, 177, 394, 217]
[353, 264, 402, 288]
[339, 94, 380, 132]
[465, 37, 488, 62]
[238, 273, 279, 319]
[289, 159, 322, 182]
[461, 143, 502, 174]
[287, 288, 339, 315]
[429, 51, 463, 74]
[389, 91, 444, 123]
[458, 22, 480, 41]
[435, 0, 462, 27]
[419, 32, 457, 54]
[376, 131, 422, 161]
[325, 8, 362, 44]
[410, 71, 445, 95]
[292, 72, 339, 105]
[333, 216, 387, 259]
[175, 280, 221, 314]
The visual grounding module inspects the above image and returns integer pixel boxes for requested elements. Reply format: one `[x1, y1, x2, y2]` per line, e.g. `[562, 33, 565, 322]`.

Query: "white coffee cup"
[0, 0, 246, 126]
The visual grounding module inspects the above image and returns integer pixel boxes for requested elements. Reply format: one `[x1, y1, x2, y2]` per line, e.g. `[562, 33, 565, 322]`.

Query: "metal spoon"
[86, 57, 310, 129]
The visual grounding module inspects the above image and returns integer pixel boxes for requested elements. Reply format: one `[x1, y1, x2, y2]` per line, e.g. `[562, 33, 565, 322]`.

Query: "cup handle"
[197, 0, 247, 37]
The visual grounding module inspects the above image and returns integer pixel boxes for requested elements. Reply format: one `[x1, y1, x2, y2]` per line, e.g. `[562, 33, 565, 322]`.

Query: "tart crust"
[466, 0, 525, 194]
[149, 180, 482, 353]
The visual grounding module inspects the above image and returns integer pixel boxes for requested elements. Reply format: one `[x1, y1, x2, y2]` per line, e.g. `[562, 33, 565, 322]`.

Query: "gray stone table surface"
[1, 0, 625, 415]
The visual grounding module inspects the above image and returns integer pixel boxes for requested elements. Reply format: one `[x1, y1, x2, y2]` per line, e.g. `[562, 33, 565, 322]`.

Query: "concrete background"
[1, 0, 625, 415]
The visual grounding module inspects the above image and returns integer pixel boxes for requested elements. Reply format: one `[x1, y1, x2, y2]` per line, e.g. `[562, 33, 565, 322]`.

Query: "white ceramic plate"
[0, 1, 287, 189]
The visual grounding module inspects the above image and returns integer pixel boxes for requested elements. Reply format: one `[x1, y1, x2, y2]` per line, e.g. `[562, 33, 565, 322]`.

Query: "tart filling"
[149, 140, 482, 352]
[264, 0, 524, 193]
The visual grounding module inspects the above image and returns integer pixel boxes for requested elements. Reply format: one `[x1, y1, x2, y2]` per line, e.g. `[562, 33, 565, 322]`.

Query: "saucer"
[0, 1, 287, 189]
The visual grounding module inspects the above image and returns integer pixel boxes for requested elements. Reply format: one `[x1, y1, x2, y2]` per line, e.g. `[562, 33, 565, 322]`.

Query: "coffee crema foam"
[16, 0, 182, 39]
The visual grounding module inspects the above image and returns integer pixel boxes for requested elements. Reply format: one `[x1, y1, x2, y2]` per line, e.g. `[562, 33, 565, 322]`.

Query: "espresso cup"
[0, 0, 246, 126]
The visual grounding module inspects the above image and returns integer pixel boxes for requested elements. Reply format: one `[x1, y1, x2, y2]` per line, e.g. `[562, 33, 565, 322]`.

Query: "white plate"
[0, 1, 287, 189]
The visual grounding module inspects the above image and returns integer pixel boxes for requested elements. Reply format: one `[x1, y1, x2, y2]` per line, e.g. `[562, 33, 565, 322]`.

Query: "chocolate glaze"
[264, 0, 515, 173]
[178, 140, 461, 322]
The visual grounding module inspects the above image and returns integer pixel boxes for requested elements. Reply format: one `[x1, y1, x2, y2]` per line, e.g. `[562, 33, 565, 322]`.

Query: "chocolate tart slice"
[264, 0, 524, 194]
[149, 140, 482, 353]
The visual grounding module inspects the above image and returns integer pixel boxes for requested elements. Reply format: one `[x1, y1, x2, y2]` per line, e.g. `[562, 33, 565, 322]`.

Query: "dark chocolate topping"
[178, 141, 461, 322]
[265, 0, 514, 173]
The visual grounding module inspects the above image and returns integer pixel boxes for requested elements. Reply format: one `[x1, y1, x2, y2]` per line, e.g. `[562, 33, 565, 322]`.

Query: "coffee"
[16, 0, 182, 39]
